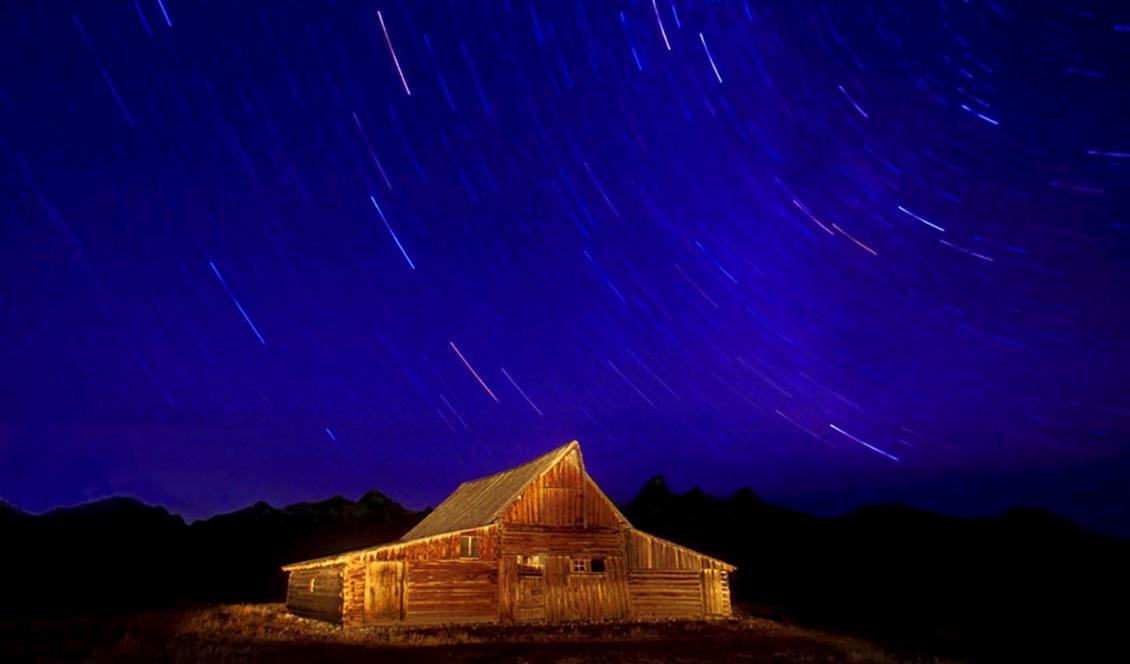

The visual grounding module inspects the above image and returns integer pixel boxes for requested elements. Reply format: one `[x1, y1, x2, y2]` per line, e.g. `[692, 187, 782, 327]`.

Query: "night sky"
[2, 1, 1129, 535]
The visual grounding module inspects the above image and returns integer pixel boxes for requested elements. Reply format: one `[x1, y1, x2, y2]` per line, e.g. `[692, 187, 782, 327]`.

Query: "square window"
[572, 559, 586, 573]
[590, 558, 606, 573]
[459, 535, 480, 559]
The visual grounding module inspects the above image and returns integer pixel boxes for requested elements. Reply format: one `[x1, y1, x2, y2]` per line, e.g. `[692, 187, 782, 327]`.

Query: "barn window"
[572, 559, 586, 573]
[590, 558, 606, 574]
[459, 535, 480, 559]
[517, 555, 544, 577]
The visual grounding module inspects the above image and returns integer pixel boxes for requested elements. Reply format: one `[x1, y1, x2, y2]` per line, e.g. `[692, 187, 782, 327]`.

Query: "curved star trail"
[0, 1, 1128, 535]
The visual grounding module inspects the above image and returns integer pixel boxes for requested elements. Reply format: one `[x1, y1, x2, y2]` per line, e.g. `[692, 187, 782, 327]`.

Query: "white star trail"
[699, 32, 723, 83]
[209, 260, 266, 345]
[651, 0, 671, 51]
[500, 367, 543, 416]
[897, 205, 946, 232]
[450, 341, 499, 402]
[370, 195, 416, 270]
[829, 424, 900, 462]
[377, 10, 411, 96]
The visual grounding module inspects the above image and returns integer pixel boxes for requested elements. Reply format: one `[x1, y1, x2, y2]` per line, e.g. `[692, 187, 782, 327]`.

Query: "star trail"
[1, 1, 1128, 535]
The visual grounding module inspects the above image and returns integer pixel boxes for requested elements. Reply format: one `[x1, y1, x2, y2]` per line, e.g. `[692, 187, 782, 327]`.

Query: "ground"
[2, 604, 960, 663]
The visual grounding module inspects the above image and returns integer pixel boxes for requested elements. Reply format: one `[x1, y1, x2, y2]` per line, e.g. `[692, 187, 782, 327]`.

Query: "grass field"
[1, 604, 961, 663]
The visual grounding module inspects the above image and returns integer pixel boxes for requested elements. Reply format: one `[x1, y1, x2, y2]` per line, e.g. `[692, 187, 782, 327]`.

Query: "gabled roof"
[399, 440, 582, 541]
[283, 439, 735, 572]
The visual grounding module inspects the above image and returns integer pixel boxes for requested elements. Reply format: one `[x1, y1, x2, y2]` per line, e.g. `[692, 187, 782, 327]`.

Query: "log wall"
[286, 564, 344, 623]
[624, 530, 734, 618]
[627, 569, 705, 618]
[719, 570, 732, 616]
[404, 559, 499, 624]
[340, 526, 499, 625]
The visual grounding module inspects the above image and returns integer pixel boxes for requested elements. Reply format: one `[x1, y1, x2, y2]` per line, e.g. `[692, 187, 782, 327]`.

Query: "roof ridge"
[458, 441, 574, 487]
[395, 440, 579, 541]
[482, 441, 579, 524]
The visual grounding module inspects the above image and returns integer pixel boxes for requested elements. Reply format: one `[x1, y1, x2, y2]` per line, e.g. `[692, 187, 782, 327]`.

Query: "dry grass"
[1, 604, 964, 663]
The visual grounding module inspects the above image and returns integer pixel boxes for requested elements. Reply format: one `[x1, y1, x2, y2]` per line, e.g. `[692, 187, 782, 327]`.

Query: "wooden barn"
[282, 441, 735, 625]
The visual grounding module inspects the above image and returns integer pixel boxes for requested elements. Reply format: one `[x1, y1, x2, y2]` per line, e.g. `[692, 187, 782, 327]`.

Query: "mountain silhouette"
[2, 480, 1126, 660]
[622, 476, 1129, 661]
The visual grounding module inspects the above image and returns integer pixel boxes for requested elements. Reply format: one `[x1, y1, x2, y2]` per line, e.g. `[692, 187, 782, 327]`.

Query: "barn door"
[702, 568, 724, 616]
[512, 555, 546, 622]
[364, 561, 404, 621]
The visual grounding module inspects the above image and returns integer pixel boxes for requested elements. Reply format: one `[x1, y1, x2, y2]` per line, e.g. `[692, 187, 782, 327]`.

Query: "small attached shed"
[283, 441, 735, 625]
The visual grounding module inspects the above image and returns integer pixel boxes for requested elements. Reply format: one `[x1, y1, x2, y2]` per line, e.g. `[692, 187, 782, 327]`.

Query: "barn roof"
[283, 441, 591, 570]
[398, 440, 581, 541]
[283, 439, 734, 572]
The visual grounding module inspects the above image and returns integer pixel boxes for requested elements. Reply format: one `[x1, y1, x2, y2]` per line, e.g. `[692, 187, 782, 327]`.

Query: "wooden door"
[364, 561, 404, 622]
[702, 568, 724, 616]
[515, 574, 546, 621]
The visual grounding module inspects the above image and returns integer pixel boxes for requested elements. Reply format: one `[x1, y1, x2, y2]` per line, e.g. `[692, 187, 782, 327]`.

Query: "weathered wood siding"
[362, 526, 500, 562]
[501, 556, 548, 622]
[498, 522, 631, 622]
[626, 530, 730, 570]
[625, 530, 734, 618]
[500, 524, 624, 557]
[502, 449, 624, 529]
[364, 561, 405, 621]
[719, 570, 733, 616]
[627, 569, 705, 618]
[286, 565, 343, 623]
[547, 555, 630, 621]
[340, 526, 499, 625]
[581, 475, 624, 527]
[503, 447, 583, 526]
[405, 560, 499, 624]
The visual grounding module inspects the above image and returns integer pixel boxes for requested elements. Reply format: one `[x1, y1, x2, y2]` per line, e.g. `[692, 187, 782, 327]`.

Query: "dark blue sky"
[2, 1, 1128, 536]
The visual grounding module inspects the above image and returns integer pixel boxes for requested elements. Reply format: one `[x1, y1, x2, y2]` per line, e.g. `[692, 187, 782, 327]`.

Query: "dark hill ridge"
[2, 480, 1126, 660]
[0, 489, 426, 613]
[0, 499, 29, 522]
[622, 476, 1129, 661]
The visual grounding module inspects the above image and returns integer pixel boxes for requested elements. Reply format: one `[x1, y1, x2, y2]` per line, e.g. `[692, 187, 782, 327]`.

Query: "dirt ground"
[0, 603, 960, 663]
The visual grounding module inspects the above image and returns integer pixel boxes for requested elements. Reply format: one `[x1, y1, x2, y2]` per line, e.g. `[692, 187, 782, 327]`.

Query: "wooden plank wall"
[503, 448, 583, 526]
[702, 568, 724, 616]
[545, 555, 630, 621]
[627, 569, 705, 618]
[625, 530, 734, 618]
[626, 530, 729, 570]
[286, 565, 344, 623]
[339, 526, 499, 625]
[582, 475, 623, 527]
[341, 558, 368, 626]
[501, 449, 624, 529]
[404, 560, 499, 624]
[500, 524, 624, 557]
[358, 526, 500, 562]
[719, 571, 732, 616]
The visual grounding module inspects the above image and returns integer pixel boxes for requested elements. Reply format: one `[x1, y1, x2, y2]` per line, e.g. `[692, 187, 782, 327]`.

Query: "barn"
[282, 440, 735, 625]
